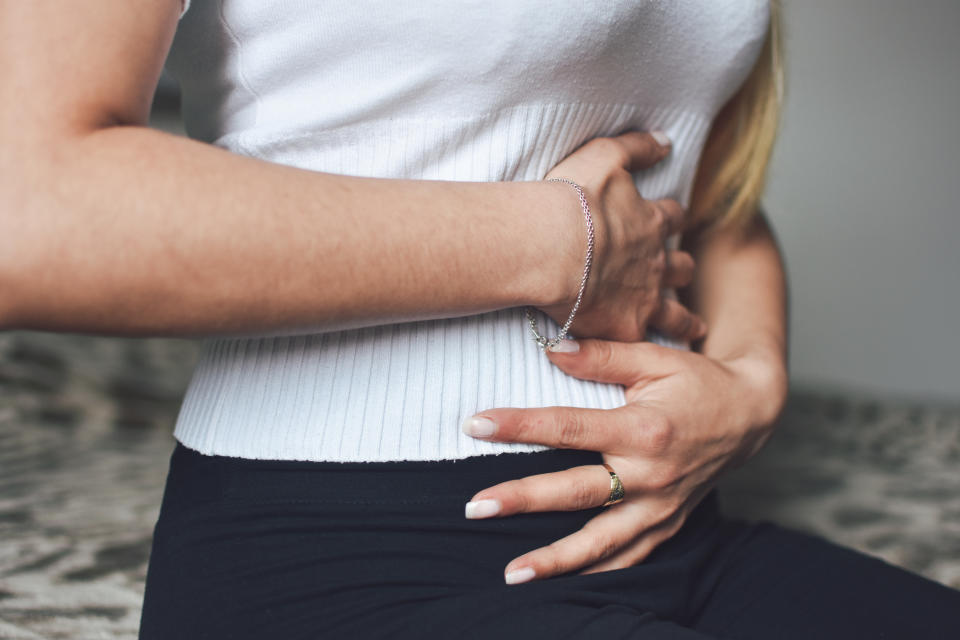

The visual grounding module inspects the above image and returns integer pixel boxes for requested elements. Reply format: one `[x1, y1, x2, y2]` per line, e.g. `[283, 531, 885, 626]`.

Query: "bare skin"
[0, 1, 702, 344]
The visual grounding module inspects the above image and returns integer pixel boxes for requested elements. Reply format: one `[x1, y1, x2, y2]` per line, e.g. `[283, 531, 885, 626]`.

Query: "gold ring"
[601, 462, 625, 507]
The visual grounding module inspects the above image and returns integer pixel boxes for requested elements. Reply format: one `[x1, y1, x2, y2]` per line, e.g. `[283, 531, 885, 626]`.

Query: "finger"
[545, 338, 676, 386]
[577, 512, 686, 575]
[503, 501, 672, 583]
[462, 404, 643, 453]
[662, 249, 696, 288]
[578, 485, 712, 574]
[608, 130, 671, 172]
[465, 464, 618, 518]
[654, 198, 685, 238]
[648, 298, 707, 342]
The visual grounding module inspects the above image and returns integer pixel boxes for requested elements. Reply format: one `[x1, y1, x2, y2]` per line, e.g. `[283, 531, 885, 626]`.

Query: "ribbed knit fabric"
[164, 0, 771, 461]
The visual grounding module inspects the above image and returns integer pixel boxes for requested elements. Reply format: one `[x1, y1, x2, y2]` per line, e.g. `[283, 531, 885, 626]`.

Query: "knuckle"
[514, 412, 546, 442]
[592, 340, 617, 377]
[674, 310, 693, 336]
[648, 290, 666, 314]
[512, 479, 535, 513]
[541, 545, 567, 576]
[595, 533, 620, 561]
[637, 415, 673, 455]
[609, 139, 632, 167]
[643, 298, 664, 328]
[570, 478, 597, 510]
[591, 137, 630, 167]
[672, 250, 694, 276]
[657, 199, 682, 227]
[584, 136, 611, 152]
[645, 288, 666, 323]
[650, 248, 668, 279]
[650, 202, 667, 230]
[661, 198, 683, 218]
[556, 412, 588, 449]
[688, 316, 705, 340]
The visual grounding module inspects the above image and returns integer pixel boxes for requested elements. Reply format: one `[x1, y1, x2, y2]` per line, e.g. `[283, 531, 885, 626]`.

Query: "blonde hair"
[687, 0, 784, 237]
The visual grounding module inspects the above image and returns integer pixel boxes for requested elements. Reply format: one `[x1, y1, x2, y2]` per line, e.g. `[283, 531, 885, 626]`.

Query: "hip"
[140, 443, 748, 639]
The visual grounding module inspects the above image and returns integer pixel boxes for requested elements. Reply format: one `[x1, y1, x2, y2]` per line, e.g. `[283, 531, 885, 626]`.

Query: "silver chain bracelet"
[526, 177, 595, 351]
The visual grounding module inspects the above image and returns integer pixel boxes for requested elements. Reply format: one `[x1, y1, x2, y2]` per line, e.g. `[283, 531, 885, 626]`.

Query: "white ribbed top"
[164, 0, 770, 461]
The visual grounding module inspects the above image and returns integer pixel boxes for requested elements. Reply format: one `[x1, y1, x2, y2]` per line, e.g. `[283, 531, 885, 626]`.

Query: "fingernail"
[505, 567, 536, 585]
[651, 130, 671, 147]
[462, 416, 497, 438]
[465, 498, 501, 519]
[548, 338, 580, 353]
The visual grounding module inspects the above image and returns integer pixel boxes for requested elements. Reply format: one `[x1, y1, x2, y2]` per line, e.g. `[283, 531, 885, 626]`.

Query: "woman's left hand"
[461, 337, 788, 584]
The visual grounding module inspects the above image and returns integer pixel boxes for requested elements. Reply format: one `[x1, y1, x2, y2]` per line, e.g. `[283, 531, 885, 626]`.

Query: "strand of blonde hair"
[687, 0, 785, 238]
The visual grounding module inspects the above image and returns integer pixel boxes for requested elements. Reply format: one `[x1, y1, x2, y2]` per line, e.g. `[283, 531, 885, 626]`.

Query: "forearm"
[680, 209, 790, 424]
[0, 125, 577, 338]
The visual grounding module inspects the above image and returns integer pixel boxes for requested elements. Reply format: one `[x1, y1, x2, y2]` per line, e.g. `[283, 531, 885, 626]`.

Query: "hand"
[460, 338, 787, 584]
[537, 130, 706, 344]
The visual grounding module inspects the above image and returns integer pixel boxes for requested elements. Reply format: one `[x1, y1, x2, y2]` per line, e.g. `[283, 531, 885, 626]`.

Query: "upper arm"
[0, 0, 184, 140]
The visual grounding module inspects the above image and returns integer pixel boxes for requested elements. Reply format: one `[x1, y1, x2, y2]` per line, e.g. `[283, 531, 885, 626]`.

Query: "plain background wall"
[762, 0, 959, 402]
[152, 0, 959, 402]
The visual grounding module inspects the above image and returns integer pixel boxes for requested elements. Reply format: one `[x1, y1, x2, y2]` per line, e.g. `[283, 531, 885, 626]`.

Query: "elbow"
[0, 125, 130, 334]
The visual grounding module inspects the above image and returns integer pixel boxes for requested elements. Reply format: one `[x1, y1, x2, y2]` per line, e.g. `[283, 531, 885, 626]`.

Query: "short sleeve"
[179, 0, 190, 18]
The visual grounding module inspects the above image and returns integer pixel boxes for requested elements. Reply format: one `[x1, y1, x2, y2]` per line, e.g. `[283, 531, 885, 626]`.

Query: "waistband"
[161, 442, 610, 508]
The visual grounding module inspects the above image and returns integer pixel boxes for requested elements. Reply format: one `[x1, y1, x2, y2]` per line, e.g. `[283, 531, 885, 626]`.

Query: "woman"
[2, 0, 958, 638]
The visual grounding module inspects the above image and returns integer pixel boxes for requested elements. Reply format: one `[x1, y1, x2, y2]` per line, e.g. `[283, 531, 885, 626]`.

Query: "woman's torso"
[164, 0, 770, 461]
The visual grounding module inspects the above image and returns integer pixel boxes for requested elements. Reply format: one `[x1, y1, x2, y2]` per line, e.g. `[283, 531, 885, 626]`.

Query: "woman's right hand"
[536, 130, 706, 345]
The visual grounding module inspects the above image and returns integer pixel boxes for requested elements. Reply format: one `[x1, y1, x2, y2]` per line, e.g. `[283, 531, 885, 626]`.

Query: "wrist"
[723, 348, 789, 430]
[527, 179, 601, 309]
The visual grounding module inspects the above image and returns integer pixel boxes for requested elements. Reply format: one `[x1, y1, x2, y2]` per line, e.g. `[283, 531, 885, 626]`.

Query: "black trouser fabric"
[139, 444, 960, 639]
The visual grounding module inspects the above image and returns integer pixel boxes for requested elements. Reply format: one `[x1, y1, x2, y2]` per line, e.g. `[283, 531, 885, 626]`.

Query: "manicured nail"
[548, 338, 580, 353]
[651, 130, 671, 147]
[465, 498, 501, 519]
[505, 567, 536, 585]
[462, 416, 497, 438]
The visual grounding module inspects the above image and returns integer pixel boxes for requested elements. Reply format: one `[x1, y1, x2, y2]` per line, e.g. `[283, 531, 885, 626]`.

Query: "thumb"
[610, 129, 672, 172]
[545, 338, 675, 386]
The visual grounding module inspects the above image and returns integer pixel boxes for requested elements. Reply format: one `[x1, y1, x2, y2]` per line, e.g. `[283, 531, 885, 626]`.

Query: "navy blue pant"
[140, 444, 960, 639]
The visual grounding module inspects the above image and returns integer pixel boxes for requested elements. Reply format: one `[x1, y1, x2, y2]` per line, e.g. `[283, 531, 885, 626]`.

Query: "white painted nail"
[461, 416, 497, 437]
[505, 567, 536, 585]
[548, 338, 580, 353]
[465, 499, 501, 519]
[651, 130, 671, 147]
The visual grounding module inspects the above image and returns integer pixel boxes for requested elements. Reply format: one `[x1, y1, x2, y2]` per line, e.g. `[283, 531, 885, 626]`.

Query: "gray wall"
[764, 0, 959, 401]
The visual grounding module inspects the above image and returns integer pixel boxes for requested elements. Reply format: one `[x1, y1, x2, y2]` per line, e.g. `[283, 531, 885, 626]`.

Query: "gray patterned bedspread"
[1, 332, 958, 639]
